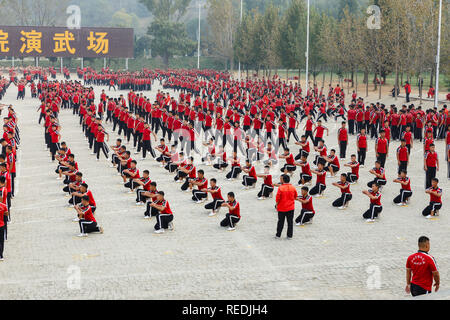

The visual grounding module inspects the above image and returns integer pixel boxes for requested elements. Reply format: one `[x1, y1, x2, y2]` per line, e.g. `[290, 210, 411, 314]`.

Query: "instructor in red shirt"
[275, 175, 298, 239]
[406, 236, 439, 297]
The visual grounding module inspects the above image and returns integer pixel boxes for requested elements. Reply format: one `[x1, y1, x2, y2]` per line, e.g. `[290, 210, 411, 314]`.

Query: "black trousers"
[220, 213, 240, 228]
[347, 173, 358, 183]
[79, 220, 100, 234]
[348, 120, 355, 135]
[422, 202, 442, 216]
[155, 213, 173, 230]
[295, 209, 315, 225]
[276, 210, 294, 238]
[258, 184, 274, 198]
[192, 190, 207, 201]
[363, 204, 383, 219]
[339, 141, 347, 159]
[367, 178, 386, 188]
[95, 142, 109, 160]
[377, 153, 387, 168]
[332, 193, 353, 207]
[242, 175, 257, 187]
[281, 164, 297, 173]
[226, 166, 242, 179]
[310, 183, 326, 196]
[411, 283, 431, 297]
[142, 140, 156, 159]
[358, 148, 366, 166]
[425, 167, 436, 190]
[0, 226, 4, 258]
[393, 190, 412, 204]
[398, 161, 408, 175]
[287, 128, 300, 142]
[205, 199, 225, 211]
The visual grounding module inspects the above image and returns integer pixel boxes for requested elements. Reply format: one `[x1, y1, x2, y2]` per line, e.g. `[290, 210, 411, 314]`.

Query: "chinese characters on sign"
[0, 26, 133, 58]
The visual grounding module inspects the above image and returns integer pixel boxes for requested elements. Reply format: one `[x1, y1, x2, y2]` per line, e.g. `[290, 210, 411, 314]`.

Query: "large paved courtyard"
[0, 76, 448, 300]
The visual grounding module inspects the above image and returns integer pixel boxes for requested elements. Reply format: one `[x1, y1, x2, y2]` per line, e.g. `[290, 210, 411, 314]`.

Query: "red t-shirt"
[406, 251, 438, 291]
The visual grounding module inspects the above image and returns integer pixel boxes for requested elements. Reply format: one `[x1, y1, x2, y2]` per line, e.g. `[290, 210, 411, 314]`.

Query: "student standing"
[424, 144, 439, 190]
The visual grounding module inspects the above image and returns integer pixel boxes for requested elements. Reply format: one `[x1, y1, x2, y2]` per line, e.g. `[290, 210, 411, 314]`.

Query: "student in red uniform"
[279, 148, 296, 174]
[134, 171, 153, 205]
[75, 196, 103, 237]
[367, 161, 387, 188]
[355, 128, 368, 167]
[295, 187, 315, 226]
[219, 192, 241, 232]
[401, 125, 413, 154]
[422, 178, 442, 219]
[393, 170, 412, 207]
[191, 170, 208, 203]
[150, 191, 174, 234]
[295, 135, 310, 160]
[241, 160, 257, 189]
[344, 154, 360, 184]
[225, 151, 241, 180]
[337, 122, 348, 160]
[5, 146, 15, 197]
[313, 120, 328, 147]
[69, 183, 96, 214]
[204, 178, 225, 216]
[324, 149, 340, 178]
[310, 162, 327, 197]
[94, 125, 109, 161]
[332, 174, 352, 209]
[362, 183, 382, 222]
[396, 139, 409, 175]
[406, 236, 440, 297]
[375, 130, 389, 168]
[424, 144, 439, 190]
[256, 166, 274, 200]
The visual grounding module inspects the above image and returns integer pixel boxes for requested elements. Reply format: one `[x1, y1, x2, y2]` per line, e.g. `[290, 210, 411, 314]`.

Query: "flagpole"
[238, 0, 243, 82]
[434, 0, 442, 109]
[197, 0, 201, 69]
[305, 0, 310, 96]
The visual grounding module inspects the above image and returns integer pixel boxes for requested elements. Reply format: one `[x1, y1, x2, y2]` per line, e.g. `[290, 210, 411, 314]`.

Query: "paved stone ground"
[0, 75, 449, 300]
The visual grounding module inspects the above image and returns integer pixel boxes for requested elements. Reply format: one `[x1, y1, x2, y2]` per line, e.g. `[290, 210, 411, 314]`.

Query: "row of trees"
[232, 0, 449, 95]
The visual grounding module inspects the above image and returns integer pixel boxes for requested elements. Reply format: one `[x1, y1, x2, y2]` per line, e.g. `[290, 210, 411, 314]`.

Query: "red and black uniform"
[393, 176, 412, 204]
[78, 205, 101, 234]
[422, 186, 442, 217]
[362, 190, 382, 220]
[220, 200, 240, 229]
[295, 194, 315, 225]
[424, 151, 438, 189]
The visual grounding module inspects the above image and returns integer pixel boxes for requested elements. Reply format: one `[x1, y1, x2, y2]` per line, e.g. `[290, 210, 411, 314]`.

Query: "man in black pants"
[275, 175, 297, 239]
[406, 236, 439, 297]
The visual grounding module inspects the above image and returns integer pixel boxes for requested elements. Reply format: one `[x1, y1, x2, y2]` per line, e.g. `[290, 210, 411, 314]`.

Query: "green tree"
[139, 0, 191, 21]
[147, 18, 195, 66]
[277, 0, 307, 81]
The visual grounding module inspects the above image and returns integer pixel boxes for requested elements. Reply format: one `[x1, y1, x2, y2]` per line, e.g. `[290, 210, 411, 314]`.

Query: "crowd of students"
[27, 67, 449, 242]
[0, 102, 19, 261]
